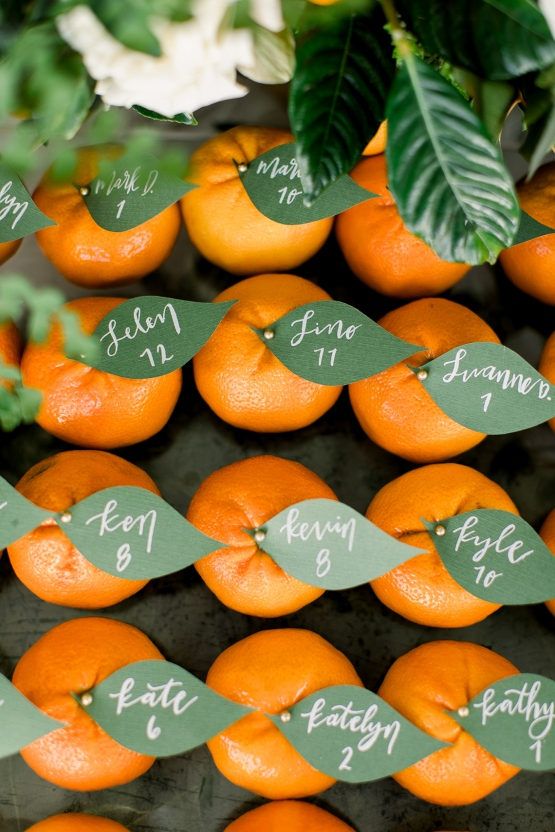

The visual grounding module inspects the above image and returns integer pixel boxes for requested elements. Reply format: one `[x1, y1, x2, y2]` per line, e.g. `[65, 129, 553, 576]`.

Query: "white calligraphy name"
[0, 180, 28, 229]
[442, 348, 551, 400]
[453, 515, 533, 565]
[256, 155, 301, 181]
[85, 498, 157, 572]
[279, 507, 356, 552]
[85, 499, 157, 553]
[110, 676, 198, 741]
[302, 697, 401, 754]
[100, 303, 181, 358]
[473, 680, 554, 761]
[93, 167, 159, 197]
[290, 309, 362, 348]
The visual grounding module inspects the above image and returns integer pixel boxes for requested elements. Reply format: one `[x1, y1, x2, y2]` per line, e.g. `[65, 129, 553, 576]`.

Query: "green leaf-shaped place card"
[80, 660, 251, 756]
[424, 510, 555, 605]
[83, 154, 195, 231]
[239, 143, 377, 224]
[512, 210, 555, 247]
[89, 296, 235, 378]
[0, 162, 54, 242]
[0, 673, 64, 758]
[270, 685, 447, 782]
[415, 342, 555, 433]
[62, 486, 222, 579]
[452, 674, 555, 771]
[255, 301, 420, 385]
[253, 498, 424, 590]
[0, 476, 52, 549]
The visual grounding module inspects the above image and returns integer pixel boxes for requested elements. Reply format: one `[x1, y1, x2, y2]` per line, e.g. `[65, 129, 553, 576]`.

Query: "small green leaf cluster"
[0, 275, 99, 432]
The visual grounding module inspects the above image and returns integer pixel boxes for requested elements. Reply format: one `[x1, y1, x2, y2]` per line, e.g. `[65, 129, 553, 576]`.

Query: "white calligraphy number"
[316, 548, 332, 578]
[116, 543, 132, 573]
[140, 344, 175, 368]
[473, 564, 503, 588]
[339, 745, 353, 771]
[314, 347, 338, 367]
[85, 498, 157, 574]
[147, 714, 162, 740]
[278, 186, 303, 205]
[473, 679, 554, 764]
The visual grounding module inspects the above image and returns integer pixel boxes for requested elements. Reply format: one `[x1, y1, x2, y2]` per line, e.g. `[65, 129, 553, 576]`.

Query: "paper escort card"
[0, 477, 224, 579]
[251, 498, 425, 590]
[512, 210, 555, 246]
[0, 674, 64, 758]
[83, 154, 195, 231]
[78, 660, 251, 756]
[60, 486, 224, 579]
[0, 161, 54, 242]
[425, 510, 555, 605]
[0, 476, 52, 548]
[255, 300, 421, 385]
[89, 296, 235, 378]
[414, 342, 555, 433]
[452, 674, 554, 771]
[270, 684, 447, 782]
[239, 142, 377, 224]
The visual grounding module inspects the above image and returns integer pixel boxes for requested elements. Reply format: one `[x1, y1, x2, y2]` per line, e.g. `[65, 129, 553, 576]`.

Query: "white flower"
[56, 2, 262, 118]
[250, 0, 285, 32]
[540, 0, 555, 39]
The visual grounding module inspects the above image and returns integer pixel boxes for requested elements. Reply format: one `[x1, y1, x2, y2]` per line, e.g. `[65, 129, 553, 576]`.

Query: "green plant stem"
[379, 0, 410, 57]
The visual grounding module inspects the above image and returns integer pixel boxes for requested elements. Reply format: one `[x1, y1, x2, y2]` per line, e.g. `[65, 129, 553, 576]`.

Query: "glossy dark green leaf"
[397, 0, 555, 81]
[451, 674, 555, 771]
[133, 106, 198, 125]
[521, 86, 555, 179]
[81, 660, 251, 756]
[424, 510, 555, 604]
[289, 8, 395, 201]
[386, 56, 519, 264]
[271, 685, 447, 782]
[473, 79, 515, 141]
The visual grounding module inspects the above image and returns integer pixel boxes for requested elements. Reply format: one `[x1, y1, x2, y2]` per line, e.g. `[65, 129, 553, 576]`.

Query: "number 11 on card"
[314, 347, 337, 367]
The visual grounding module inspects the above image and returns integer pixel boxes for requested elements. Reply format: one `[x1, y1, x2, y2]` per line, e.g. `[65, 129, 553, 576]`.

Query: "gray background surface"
[0, 88, 554, 831]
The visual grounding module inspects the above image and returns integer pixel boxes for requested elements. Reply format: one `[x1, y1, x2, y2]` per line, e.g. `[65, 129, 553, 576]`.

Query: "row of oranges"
[25, 801, 378, 832]
[1, 126, 554, 305]
[13, 617, 522, 807]
[2, 280, 554, 457]
[6, 449, 555, 624]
